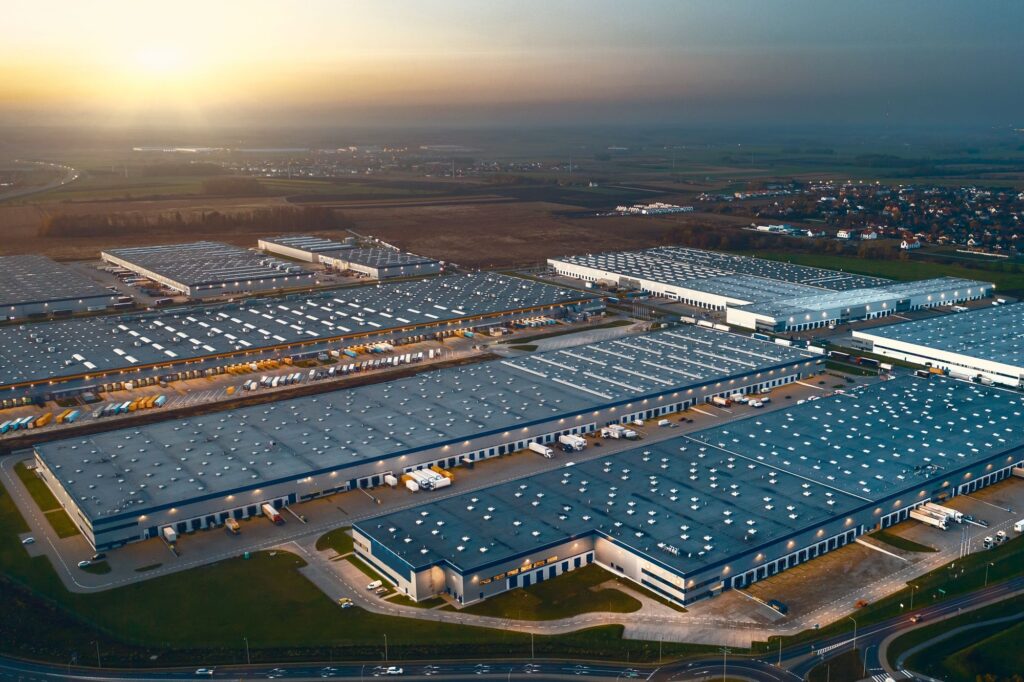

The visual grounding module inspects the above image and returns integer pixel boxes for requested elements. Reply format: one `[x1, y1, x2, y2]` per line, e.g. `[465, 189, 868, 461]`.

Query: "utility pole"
[985, 562, 994, 586]
[244, 636, 251, 665]
[910, 583, 917, 610]
[720, 646, 730, 682]
[384, 633, 388, 662]
[94, 641, 101, 669]
[847, 616, 858, 655]
[777, 637, 782, 666]
[531, 632, 535, 660]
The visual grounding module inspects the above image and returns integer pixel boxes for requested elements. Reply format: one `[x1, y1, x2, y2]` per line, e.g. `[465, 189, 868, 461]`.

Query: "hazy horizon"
[3, 0, 1023, 132]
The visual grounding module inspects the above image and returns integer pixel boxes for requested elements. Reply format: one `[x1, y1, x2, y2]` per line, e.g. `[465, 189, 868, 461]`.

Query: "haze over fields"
[2, 0, 1023, 131]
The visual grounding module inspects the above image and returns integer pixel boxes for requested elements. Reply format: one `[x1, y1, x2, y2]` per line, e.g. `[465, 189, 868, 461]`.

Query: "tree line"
[37, 206, 350, 239]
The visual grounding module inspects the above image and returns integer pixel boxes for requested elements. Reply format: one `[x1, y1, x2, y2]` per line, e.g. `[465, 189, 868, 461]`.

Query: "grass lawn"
[806, 648, 864, 682]
[932, 618, 1024, 681]
[45, 509, 81, 538]
[889, 595, 1024, 669]
[315, 527, 353, 555]
[742, 250, 1024, 294]
[0, 479, 724, 666]
[460, 565, 641, 621]
[868, 530, 937, 553]
[14, 462, 60, 512]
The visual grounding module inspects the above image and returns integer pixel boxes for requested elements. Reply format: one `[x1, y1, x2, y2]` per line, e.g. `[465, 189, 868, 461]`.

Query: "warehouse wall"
[852, 332, 1023, 388]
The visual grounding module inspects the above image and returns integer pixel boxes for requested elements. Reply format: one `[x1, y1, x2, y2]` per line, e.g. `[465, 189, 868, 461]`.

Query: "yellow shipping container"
[35, 413, 54, 428]
[56, 409, 73, 424]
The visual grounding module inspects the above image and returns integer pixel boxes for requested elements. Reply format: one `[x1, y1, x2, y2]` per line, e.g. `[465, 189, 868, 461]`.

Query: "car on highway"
[384, 667, 403, 676]
[21, 537, 34, 545]
[910, 614, 924, 624]
[194, 669, 215, 677]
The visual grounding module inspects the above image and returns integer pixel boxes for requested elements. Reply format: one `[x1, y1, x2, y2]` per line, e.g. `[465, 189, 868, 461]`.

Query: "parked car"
[77, 560, 91, 569]
[366, 580, 383, 590]
[337, 597, 353, 609]
[20, 537, 34, 545]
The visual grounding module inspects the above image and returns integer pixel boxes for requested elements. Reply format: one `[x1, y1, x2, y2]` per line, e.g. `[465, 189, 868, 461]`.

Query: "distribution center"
[549, 247, 994, 331]
[32, 326, 819, 550]
[101, 241, 317, 298]
[0, 272, 598, 400]
[259, 235, 442, 279]
[852, 303, 1024, 387]
[0, 255, 119, 320]
[353, 376, 1024, 606]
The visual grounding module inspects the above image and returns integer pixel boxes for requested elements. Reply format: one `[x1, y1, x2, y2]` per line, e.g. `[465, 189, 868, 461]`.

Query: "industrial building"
[549, 247, 994, 331]
[101, 241, 317, 298]
[319, 249, 442, 280]
[259, 236, 442, 279]
[0, 273, 599, 400]
[726, 277, 994, 332]
[32, 326, 819, 550]
[0, 255, 118, 320]
[353, 376, 1024, 606]
[852, 304, 1024, 387]
[257, 235, 356, 262]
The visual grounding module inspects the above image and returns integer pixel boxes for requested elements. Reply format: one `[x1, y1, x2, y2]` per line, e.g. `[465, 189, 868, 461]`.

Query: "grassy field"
[868, 530, 937, 553]
[459, 565, 642, 621]
[315, 527, 353, 555]
[743, 250, 1024, 294]
[44, 509, 81, 538]
[806, 648, 864, 682]
[0, 479, 722, 665]
[14, 462, 60, 512]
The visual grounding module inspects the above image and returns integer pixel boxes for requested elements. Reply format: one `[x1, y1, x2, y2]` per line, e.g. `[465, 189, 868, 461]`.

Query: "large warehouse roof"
[0, 255, 114, 308]
[0, 273, 594, 388]
[358, 376, 1024, 576]
[260, 235, 353, 255]
[854, 304, 1024, 369]
[34, 326, 812, 521]
[334, 248, 438, 269]
[739, 277, 993, 319]
[552, 247, 889, 297]
[102, 241, 310, 288]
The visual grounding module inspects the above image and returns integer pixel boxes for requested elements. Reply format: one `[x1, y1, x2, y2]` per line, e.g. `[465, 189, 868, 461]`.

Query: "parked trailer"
[923, 502, 964, 523]
[910, 507, 949, 530]
[261, 503, 284, 525]
[558, 434, 587, 451]
[711, 396, 732, 407]
[528, 442, 554, 458]
[161, 527, 177, 543]
[225, 518, 240, 534]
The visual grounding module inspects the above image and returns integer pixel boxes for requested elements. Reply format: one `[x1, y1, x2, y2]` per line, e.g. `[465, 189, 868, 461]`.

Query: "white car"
[77, 560, 92, 569]
[195, 669, 215, 677]
[21, 537, 35, 545]
[366, 580, 383, 590]
[384, 667, 403, 676]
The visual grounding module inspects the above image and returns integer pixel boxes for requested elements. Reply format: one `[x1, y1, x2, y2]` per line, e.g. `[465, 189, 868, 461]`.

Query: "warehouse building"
[32, 326, 819, 550]
[727, 277, 994, 332]
[353, 376, 1024, 606]
[101, 241, 317, 298]
[0, 255, 118, 320]
[548, 248, 993, 331]
[852, 304, 1024, 387]
[257, 235, 356, 262]
[319, 248, 442, 280]
[0, 273, 599, 400]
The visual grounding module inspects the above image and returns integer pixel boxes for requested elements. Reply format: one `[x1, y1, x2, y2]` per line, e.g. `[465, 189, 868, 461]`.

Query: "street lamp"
[909, 584, 917, 611]
[384, 633, 388, 662]
[720, 646, 730, 682]
[985, 562, 994, 587]
[847, 616, 858, 652]
[244, 636, 251, 665]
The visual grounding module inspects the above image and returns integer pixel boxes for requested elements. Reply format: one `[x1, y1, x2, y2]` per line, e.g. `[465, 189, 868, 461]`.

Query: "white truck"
[923, 502, 964, 524]
[1015, 519, 1024, 533]
[600, 424, 638, 440]
[261, 503, 284, 525]
[710, 396, 732, 407]
[910, 506, 949, 530]
[528, 442, 554, 458]
[558, 434, 587, 451]
[161, 526, 178, 543]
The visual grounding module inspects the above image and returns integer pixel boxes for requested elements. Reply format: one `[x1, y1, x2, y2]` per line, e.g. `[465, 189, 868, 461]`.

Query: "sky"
[2, 0, 1023, 130]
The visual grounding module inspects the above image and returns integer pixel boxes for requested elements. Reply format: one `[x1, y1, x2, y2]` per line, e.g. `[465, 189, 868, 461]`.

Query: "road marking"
[856, 537, 910, 562]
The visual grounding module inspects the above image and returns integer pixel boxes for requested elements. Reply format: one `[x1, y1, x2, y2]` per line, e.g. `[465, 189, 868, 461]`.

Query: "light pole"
[985, 562, 994, 586]
[531, 632, 535, 660]
[909, 584, 917, 611]
[384, 633, 388, 662]
[720, 646, 730, 682]
[777, 637, 783, 667]
[244, 636, 251, 665]
[93, 641, 101, 669]
[847, 616, 858, 650]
